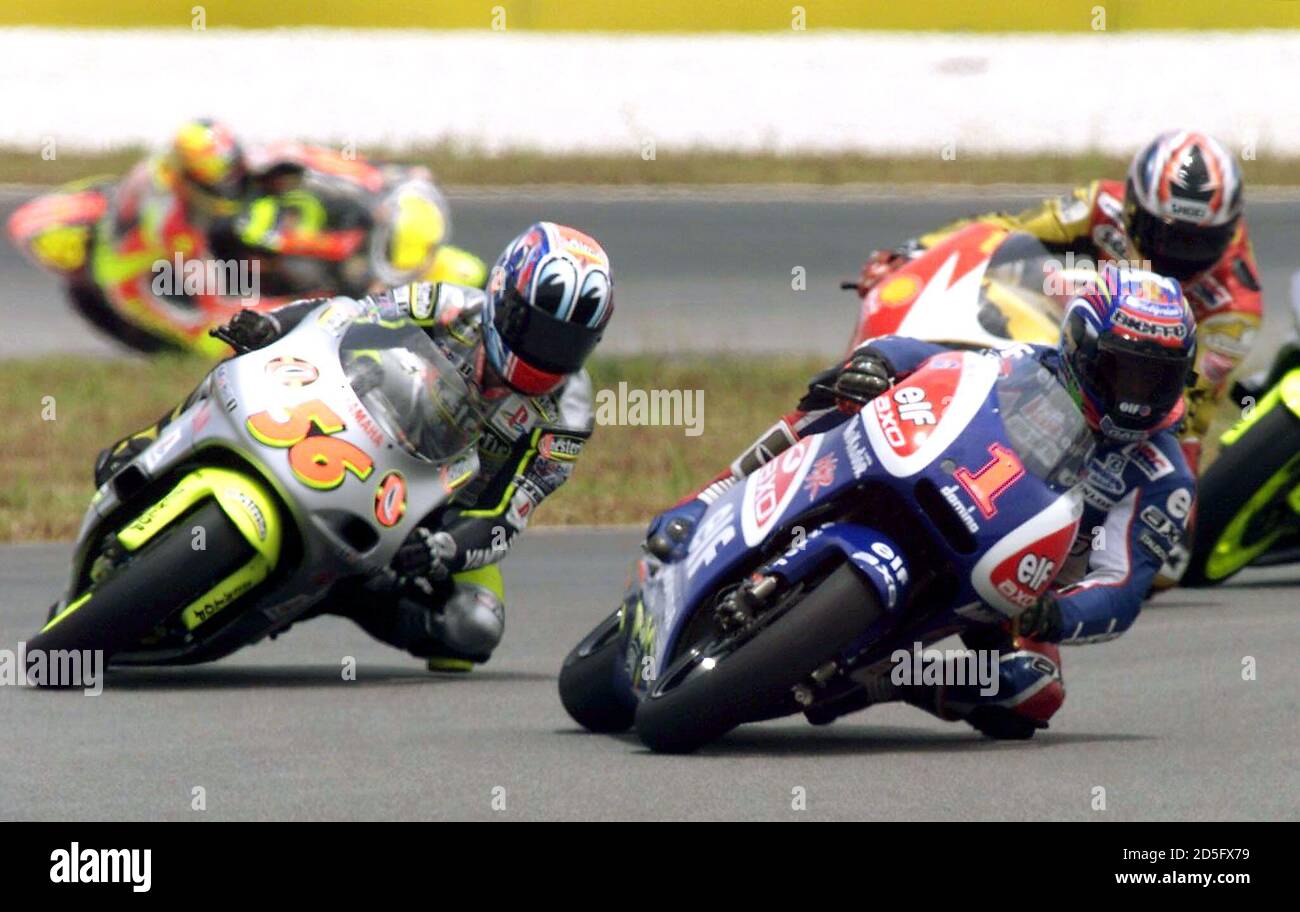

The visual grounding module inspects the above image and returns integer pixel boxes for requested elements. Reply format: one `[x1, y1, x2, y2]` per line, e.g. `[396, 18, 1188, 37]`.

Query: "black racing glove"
[832, 349, 894, 406]
[1015, 591, 1063, 642]
[393, 527, 458, 583]
[209, 309, 283, 354]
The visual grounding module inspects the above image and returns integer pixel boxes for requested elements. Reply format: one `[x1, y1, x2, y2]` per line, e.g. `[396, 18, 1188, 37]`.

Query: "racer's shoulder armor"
[376, 280, 485, 330]
[479, 368, 594, 441]
[554, 368, 595, 435]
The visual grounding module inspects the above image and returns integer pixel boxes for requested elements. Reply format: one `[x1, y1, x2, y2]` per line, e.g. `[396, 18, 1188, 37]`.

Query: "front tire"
[634, 564, 884, 754]
[30, 500, 255, 664]
[1184, 403, 1300, 587]
[559, 609, 635, 733]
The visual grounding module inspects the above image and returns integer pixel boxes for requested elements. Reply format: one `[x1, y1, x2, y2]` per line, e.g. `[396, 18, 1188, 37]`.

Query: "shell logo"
[374, 472, 407, 528]
[877, 274, 921, 308]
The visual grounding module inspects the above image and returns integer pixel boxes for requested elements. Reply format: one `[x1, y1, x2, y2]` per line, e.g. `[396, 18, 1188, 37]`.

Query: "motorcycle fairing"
[63, 300, 473, 661]
[620, 350, 1084, 698]
[851, 223, 1062, 353]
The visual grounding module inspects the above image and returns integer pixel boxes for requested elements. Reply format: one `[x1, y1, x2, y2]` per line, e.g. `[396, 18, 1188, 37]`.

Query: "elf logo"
[50, 843, 151, 892]
[1016, 553, 1056, 592]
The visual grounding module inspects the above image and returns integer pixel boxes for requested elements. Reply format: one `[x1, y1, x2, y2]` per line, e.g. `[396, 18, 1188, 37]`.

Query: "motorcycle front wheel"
[29, 499, 255, 666]
[633, 563, 884, 754]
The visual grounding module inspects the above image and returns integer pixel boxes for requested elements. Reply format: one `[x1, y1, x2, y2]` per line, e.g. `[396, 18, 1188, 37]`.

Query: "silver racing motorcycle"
[31, 297, 483, 665]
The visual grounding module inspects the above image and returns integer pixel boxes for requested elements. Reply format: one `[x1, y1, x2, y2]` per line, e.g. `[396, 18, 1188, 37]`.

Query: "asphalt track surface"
[1, 531, 1297, 821]
[1, 189, 1298, 820]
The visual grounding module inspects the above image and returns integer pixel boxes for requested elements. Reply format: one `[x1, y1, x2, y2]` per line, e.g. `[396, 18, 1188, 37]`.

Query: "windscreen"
[339, 320, 482, 463]
[994, 354, 1094, 493]
[977, 232, 1070, 342]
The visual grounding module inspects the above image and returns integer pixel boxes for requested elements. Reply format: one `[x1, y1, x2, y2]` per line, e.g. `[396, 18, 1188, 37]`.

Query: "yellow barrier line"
[4, 0, 1300, 32]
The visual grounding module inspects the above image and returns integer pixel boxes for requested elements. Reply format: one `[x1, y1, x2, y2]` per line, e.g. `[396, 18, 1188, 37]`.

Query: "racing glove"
[855, 247, 907, 297]
[1014, 591, 1063, 642]
[393, 527, 458, 583]
[832, 349, 893, 407]
[209, 309, 282, 354]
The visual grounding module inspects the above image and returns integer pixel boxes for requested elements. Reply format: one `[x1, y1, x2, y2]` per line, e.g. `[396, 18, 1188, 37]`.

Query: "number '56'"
[247, 399, 374, 490]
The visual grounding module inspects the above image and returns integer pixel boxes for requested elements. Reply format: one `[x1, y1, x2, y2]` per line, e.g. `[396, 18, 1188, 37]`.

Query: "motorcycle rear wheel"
[68, 284, 179, 355]
[1184, 403, 1300, 587]
[634, 563, 883, 754]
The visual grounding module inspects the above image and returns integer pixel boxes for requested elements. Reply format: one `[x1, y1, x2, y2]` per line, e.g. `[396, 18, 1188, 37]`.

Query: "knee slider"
[433, 581, 505, 658]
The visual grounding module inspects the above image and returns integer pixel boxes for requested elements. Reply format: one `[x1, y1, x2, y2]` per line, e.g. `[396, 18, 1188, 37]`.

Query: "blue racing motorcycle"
[560, 347, 1093, 753]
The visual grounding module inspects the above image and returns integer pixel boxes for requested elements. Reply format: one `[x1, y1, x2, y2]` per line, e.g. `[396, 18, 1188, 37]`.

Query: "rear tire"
[29, 500, 255, 665]
[1184, 403, 1300, 587]
[634, 564, 884, 754]
[558, 610, 635, 733]
[68, 284, 179, 355]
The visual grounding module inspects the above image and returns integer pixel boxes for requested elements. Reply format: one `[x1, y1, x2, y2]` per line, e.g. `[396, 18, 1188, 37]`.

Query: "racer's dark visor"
[1086, 337, 1191, 431]
[494, 286, 604, 374]
[1129, 206, 1236, 280]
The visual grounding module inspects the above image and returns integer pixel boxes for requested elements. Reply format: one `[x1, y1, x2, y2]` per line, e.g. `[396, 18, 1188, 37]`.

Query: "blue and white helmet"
[482, 222, 613, 395]
[1059, 263, 1197, 442]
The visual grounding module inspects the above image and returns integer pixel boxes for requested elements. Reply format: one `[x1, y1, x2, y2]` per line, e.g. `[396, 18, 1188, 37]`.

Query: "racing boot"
[899, 628, 1065, 740]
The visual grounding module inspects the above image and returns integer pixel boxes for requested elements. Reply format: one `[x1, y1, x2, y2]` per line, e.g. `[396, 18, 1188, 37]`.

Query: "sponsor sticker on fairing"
[850, 542, 908, 609]
[971, 491, 1082, 616]
[142, 426, 183, 472]
[990, 539, 1070, 611]
[686, 502, 736, 577]
[842, 417, 873, 478]
[316, 298, 360, 335]
[740, 435, 821, 547]
[940, 483, 981, 532]
[265, 356, 319, 387]
[374, 471, 407, 528]
[802, 454, 838, 499]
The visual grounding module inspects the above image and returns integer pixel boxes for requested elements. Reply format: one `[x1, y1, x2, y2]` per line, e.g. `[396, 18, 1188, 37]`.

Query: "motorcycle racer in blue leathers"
[655, 263, 1197, 738]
